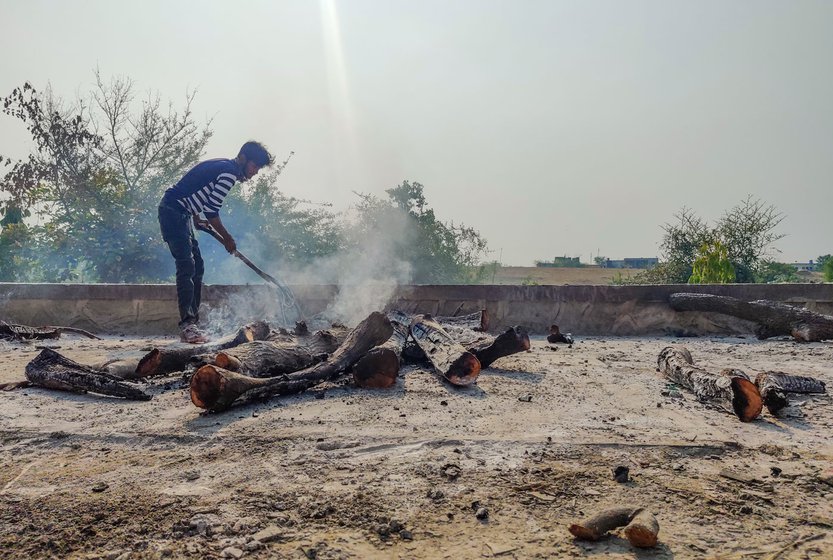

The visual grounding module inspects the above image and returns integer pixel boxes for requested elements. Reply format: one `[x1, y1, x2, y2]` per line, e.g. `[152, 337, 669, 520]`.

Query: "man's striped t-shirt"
[162, 159, 243, 218]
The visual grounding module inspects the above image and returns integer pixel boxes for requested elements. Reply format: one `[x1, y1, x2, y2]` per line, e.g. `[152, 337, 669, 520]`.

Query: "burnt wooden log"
[190, 312, 393, 411]
[434, 310, 490, 332]
[569, 507, 659, 548]
[669, 293, 833, 342]
[547, 324, 574, 344]
[25, 348, 151, 400]
[131, 321, 271, 379]
[658, 346, 762, 422]
[623, 510, 660, 548]
[0, 380, 31, 391]
[202, 340, 322, 378]
[754, 371, 827, 416]
[268, 324, 348, 354]
[396, 313, 529, 370]
[188, 325, 348, 377]
[0, 321, 100, 341]
[352, 311, 411, 389]
[409, 314, 481, 386]
[569, 507, 639, 541]
[470, 326, 530, 368]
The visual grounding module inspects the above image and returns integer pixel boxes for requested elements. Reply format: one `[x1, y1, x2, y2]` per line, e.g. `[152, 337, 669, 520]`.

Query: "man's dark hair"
[239, 141, 274, 167]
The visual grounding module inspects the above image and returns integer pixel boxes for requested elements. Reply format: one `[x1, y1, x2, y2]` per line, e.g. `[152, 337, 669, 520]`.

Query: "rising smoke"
[202, 204, 415, 331]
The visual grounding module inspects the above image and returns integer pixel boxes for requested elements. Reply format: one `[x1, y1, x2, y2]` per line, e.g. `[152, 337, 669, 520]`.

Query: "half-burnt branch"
[25, 348, 151, 400]
[191, 312, 393, 411]
[470, 326, 530, 368]
[755, 371, 827, 416]
[657, 346, 762, 422]
[669, 293, 833, 342]
[1, 321, 101, 341]
[410, 315, 481, 386]
[569, 507, 639, 541]
[569, 507, 660, 548]
[395, 312, 528, 370]
[131, 321, 271, 379]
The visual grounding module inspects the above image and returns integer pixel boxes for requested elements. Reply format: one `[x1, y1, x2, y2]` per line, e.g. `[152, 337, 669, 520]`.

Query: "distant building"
[535, 256, 582, 268]
[790, 260, 815, 272]
[603, 257, 659, 269]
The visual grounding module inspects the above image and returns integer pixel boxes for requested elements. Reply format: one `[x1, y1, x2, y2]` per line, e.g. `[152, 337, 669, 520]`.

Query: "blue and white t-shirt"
[162, 159, 243, 218]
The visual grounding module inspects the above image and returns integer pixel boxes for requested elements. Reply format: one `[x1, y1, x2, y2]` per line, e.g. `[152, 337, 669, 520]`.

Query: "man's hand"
[193, 215, 211, 233]
[205, 215, 236, 254]
[222, 236, 237, 254]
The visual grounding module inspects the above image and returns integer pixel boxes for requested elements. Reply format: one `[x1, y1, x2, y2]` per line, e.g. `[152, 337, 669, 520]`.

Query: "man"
[158, 141, 274, 343]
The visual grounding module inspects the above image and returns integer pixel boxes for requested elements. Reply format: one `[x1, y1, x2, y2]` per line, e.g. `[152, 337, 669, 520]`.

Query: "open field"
[488, 267, 825, 286]
[1, 332, 832, 559]
[489, 266, 639, 285]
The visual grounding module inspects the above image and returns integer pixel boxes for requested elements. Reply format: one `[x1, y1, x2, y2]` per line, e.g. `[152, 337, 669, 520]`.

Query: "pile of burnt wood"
[8, 310, 532, 412]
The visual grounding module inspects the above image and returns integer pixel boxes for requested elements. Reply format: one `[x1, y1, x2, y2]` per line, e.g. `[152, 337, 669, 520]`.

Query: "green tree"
[816, 255, 831, 272]
[634, 198, 784, 284]
[754, 261, 799, 283]
[0, 76, 211, 281]
[716, 196, 784, 282]
[350, 181, 488, 283]
[633, 208, 712, 284]
[688, 240, 735, 284]
[2, 77, 491, 286]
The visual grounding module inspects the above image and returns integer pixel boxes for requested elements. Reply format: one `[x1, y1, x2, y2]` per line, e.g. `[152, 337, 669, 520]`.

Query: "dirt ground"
[1, 331, 832, 559]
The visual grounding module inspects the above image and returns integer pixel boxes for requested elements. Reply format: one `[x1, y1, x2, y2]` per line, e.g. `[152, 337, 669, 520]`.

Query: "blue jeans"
[158, 203, 204, 328]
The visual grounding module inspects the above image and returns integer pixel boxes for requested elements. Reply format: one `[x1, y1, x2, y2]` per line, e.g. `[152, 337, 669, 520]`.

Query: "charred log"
[470, 326, 530, 368]
[755, 371, 827, 416]
[132, 321, 271, 379]
[25, 348, 151, 400]
[434, 310, 490, 332]
[190, 312, 393, 411]
[623, 510, 660, 548]
[569, 507, 639, 541]
[268, 324, 348, 355]
[547, 324, 574, 344]
[0, 321, 100, 341]
[669, 293, 833, 342]
[393, 312, 528, 370]
[657, 346, 762, 422]
[200, 340, 322, 378]
[409, 315, 481, 386]
[0, 380, 30, 391]
[352, 311, 411, 389]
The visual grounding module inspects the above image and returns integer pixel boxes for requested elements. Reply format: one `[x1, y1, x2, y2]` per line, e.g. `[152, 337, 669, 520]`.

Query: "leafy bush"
[824, 259, 833, 282]
[688, 241, 735, 284]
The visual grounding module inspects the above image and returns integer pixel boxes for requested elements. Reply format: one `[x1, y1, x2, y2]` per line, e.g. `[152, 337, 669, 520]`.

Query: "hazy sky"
[2, 0, 831, 265]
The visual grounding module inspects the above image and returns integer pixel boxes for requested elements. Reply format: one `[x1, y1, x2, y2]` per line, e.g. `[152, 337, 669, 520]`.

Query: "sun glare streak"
[319, 0, 361, 183]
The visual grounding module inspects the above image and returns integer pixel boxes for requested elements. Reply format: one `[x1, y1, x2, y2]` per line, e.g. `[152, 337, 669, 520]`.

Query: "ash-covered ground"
[1, 333, 832, 559]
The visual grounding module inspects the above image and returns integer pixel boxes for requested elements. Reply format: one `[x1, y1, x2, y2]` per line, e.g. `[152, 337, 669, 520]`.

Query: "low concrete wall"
[1, 282, 831, 336]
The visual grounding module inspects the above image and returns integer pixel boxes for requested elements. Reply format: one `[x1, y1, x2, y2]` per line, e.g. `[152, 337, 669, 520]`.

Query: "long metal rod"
[196, 223, 306, 322]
